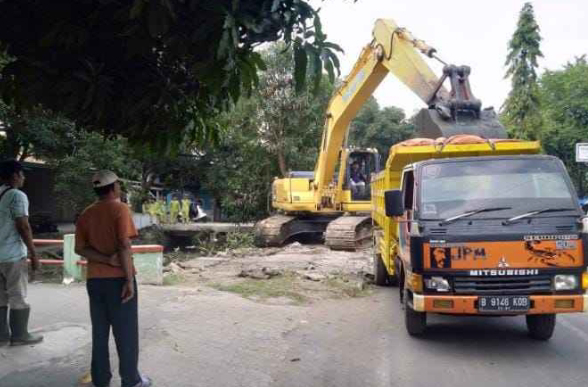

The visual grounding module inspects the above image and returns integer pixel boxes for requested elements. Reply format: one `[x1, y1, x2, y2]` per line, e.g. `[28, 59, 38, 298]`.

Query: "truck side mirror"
[384, 190, 404, 217]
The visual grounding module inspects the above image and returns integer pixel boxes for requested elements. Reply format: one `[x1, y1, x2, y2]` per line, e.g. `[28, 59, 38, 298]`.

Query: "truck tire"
[526, 314, 556, 340]
[405, 290, 426, 336]
[388, 273, 398, 287]
[373, 250, 389, 287]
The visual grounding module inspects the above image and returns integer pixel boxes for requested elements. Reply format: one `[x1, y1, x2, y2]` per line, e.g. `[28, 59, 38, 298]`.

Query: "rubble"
[163, 242, 374, 302]
[302, 272, 326, 282]
[164, 262, 183, 274]
[238, 267, 282, 280]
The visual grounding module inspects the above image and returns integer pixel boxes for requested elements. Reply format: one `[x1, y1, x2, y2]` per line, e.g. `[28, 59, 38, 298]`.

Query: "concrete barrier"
[133, 213, 157, 230]
[62, 234, 164, 285]
[131, 245, 164, 285]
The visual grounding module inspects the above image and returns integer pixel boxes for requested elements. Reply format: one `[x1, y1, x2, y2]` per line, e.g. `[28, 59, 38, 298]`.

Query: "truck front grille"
[453, 275, 552, 295]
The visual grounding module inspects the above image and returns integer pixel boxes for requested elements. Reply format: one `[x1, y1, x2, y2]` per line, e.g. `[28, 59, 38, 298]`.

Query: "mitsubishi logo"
[498, 257, 510, 268]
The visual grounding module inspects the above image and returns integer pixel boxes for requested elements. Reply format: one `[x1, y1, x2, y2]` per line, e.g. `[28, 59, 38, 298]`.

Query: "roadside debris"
[162, 242, 374, 303]
[302, 272, 326, 282]
[238, 267, 282, 280]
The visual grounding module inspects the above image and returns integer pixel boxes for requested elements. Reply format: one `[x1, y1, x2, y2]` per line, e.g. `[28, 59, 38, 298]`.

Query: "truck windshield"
[419, 158, 577, 220]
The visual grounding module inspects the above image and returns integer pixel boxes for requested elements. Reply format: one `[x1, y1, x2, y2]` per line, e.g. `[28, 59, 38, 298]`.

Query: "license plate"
[478, 296, 530, 313]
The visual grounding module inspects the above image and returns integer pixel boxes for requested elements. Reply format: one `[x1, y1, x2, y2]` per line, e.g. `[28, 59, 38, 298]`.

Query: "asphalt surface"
[1, 283, 587, 387]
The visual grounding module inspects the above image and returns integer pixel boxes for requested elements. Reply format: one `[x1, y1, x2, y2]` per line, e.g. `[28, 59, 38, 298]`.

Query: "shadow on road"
[409, 314, 566, 361]
[424, 315, 529, 341]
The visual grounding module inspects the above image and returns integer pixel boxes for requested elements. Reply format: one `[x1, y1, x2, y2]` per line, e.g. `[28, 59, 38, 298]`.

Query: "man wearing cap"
[0, 159, 43, 347]
[75, 170, 151, 387]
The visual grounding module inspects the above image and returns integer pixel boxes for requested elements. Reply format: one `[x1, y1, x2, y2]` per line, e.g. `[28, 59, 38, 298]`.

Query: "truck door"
[398, 169, 415, 259]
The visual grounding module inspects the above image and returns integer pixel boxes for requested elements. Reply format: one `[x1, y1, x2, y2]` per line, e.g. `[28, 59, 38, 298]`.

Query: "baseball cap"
[0, 159, 26, 179]
[92, 170, 119, 188]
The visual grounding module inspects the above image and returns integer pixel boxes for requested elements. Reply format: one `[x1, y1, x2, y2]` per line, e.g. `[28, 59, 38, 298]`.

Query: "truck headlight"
[424, 276, 450, 292]
[554, 275, 579, 291]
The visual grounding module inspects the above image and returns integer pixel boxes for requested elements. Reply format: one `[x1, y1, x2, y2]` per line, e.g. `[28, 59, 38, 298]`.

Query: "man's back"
[76, 199, 137, 279]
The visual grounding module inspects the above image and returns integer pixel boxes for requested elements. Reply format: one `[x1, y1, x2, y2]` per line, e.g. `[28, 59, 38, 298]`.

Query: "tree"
[539, 57, 588, 196]
[348, 97, 414, 161]
[195, 42, 337, 221]
[0, 106, 75, 161]
[252, 43, 335, 176]
[502, 2, 543, 139]
[0, 49, 75, 161]
[52, 131, 141, 215]
[197, 107, 280, 222]
[0, 0, 342, 151]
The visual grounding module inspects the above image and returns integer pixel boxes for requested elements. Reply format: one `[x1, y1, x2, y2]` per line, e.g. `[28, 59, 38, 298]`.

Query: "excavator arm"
[313, 19, 444, 197]
[256, 18, 507, 249]
[313, 18, 506, 204]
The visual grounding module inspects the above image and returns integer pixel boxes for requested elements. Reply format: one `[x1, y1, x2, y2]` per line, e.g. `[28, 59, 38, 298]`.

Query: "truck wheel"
[405, 290, 426, 336]
[388, 273, 398, 287]
[398, 262, 405, 305]
[373, 251, 389, 287]
[526, 314, 556, 340]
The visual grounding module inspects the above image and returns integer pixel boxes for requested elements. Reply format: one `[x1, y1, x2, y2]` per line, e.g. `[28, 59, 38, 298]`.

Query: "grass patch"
[324, 277, 373, 298]
[163, 273, 185, 286]
[35, 264, 63, 284]
[211, 274, 307, 304]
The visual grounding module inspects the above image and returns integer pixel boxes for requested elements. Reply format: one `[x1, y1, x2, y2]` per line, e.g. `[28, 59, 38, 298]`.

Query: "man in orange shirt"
[75, 171, 151, 387]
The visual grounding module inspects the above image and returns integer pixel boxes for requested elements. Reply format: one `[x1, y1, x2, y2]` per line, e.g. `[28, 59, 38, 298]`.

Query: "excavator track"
[254, 215, 332, 247]
[325, 216, 372, 251]
[254, 215, 295, 247]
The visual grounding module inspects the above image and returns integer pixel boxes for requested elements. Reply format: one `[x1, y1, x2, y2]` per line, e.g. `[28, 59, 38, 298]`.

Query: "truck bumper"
[412, 294, 588, 314]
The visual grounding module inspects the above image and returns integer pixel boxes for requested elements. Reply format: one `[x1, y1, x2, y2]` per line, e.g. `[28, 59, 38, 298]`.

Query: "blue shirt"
[0, 185, 29, 262]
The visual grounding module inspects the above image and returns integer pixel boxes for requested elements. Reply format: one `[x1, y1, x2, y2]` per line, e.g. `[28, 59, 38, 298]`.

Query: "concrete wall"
[63, 234, 163, 285]
[134, 213, 157, 229]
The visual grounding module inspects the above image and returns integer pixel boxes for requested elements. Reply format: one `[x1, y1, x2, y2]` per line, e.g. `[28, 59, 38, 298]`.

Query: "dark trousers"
[87, 278, 141, 387]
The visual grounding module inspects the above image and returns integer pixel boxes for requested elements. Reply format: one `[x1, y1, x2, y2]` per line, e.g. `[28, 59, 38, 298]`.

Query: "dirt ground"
[162, 242, 376, 305]
[32, 228, 377, 303]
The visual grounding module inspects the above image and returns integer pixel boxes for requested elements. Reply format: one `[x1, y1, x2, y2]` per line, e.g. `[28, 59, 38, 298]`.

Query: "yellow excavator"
[254, 18, 507, 250]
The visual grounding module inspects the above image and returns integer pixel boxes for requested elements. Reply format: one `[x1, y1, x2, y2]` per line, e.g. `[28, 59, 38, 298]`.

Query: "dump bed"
[371, 136, 541, 253]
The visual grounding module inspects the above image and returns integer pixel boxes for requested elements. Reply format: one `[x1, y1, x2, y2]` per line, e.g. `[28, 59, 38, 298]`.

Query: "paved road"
[1, 283, 587, 387]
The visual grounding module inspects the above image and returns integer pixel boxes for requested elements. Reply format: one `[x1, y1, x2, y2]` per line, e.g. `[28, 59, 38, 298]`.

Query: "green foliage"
[211, 274, 308, 304]
[0, 0, 342, 151]
[225, 231, 256, 250]
[52, 131, 141, 215]
[0, 106, 75, 161]
[539, 57, 588, 195]
[502, 2, 543, 139]
[254, 43, 335, 175]
[1, 49, 75, 161]
[197, 43, 336, 221]
[348, 97, 414, 160]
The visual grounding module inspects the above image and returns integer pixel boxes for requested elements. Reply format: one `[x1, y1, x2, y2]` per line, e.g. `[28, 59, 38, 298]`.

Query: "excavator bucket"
[418, 64, 508, 139]
[414, 107, 507, 139]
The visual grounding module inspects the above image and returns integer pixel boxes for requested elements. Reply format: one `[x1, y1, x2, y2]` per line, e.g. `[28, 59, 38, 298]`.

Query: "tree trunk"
[277, 151, 287, 177]
[2, 127, 21, 159]
[141, 163, 154, 191]
[18, 143, 30, 162]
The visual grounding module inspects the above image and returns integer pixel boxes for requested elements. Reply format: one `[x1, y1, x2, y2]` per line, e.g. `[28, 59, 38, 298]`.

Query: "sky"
[311, 0, 587, 116]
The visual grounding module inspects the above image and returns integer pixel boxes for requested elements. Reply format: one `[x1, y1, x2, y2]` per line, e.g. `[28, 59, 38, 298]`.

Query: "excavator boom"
[256, 18, 507, 250]
[314, 19, 445, 197]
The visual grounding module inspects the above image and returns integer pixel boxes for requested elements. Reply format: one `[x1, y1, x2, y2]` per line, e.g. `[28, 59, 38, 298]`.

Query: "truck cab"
[383, 154, 588, 338]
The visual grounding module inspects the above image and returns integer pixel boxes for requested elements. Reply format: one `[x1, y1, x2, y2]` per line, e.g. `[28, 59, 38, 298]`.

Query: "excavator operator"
[350, 161, 367, 199]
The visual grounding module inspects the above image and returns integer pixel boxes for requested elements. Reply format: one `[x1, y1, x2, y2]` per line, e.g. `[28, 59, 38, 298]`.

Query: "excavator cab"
[341, 149, 380, 201]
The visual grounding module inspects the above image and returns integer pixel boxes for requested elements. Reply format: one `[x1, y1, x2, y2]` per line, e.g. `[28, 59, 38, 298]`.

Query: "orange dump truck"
[371, 135, 588, 339]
